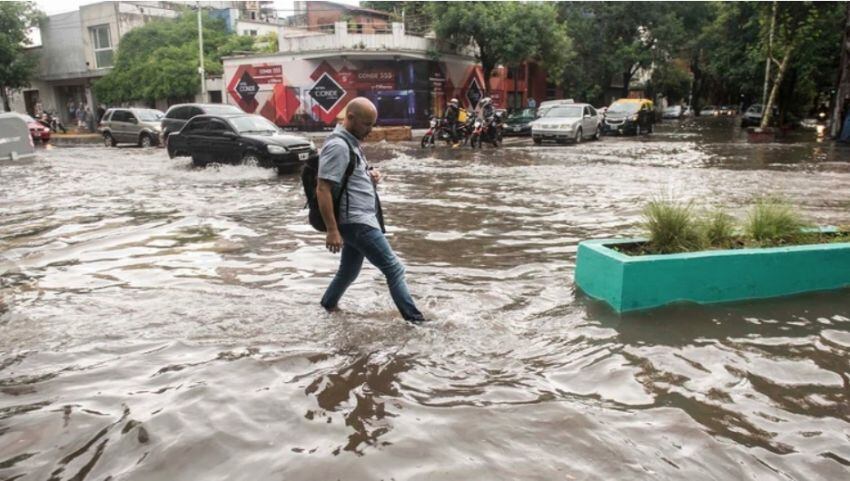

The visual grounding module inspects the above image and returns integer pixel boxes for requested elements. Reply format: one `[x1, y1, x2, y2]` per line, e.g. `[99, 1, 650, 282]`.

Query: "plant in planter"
[745, 198, 811, 246]
[575, 198, 850, 313]
[642, 200, 703, 254]
[699, 209, 737, 249]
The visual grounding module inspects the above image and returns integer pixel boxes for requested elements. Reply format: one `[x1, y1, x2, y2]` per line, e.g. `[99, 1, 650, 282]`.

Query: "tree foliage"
[0, 1, 43, 111]
[428, 2, 572, 93]
[94, 11, 263, 105]
[559, 2, 685, 103]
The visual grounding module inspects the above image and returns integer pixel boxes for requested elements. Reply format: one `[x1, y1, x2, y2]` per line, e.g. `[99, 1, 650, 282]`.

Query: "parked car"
[602, 98, 655, 135]
[740, 104, 779, 128]
[662, 105, 685, 119]
[166, 113, 317, 174]
[0, 113, 35, 160]
[531, 103, 601, 144]
[699, 105, 719, 116]
[504, 107, 537, 136]
[21, 114, 51, 143]
[161, 103, 243, 144]
[719, 105, 737, 116]
[99, 108, 165, 147]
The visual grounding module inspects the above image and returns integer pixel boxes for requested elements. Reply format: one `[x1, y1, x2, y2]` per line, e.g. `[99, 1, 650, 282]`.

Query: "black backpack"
[301, 134, 385, 233]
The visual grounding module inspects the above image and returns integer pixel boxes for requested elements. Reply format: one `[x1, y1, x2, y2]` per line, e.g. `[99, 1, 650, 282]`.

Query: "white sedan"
[531, 103, 601, 145]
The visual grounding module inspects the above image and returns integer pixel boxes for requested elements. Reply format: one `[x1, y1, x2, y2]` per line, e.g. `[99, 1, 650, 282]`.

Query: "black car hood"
[243, 133, 312, 148]
[506, 117, 534, 125]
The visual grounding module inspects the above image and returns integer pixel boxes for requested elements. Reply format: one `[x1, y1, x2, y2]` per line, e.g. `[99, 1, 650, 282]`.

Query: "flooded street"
[2, 117, 850, 480]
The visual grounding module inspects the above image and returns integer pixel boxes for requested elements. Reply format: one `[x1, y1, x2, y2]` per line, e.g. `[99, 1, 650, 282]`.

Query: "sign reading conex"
[309, 73, 346, 113]
[236, 72, 259, 101]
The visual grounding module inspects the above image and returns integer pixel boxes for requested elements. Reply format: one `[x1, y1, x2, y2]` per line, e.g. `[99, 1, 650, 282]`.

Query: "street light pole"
[197, 1, 206, 103]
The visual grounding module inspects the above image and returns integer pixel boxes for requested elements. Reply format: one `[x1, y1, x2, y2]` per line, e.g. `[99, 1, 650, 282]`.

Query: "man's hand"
[326, 230, 342, 253]
[368, 167, 383, 185]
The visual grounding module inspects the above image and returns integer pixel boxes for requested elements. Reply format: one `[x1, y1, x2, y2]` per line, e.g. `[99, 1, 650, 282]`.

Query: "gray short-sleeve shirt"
[318, 125, 379, 229]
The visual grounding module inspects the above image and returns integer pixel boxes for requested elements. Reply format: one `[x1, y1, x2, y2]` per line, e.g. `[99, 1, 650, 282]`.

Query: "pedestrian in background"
[76, 103, 86, 129]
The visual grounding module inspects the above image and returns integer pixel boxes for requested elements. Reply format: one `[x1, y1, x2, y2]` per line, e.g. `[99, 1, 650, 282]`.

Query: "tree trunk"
[830, 1, 850, 138]
[761, 44, 793, 128]
[621, 71, 631, 99]
[762, 1, 778, 108]
[0, 87, 10, 113]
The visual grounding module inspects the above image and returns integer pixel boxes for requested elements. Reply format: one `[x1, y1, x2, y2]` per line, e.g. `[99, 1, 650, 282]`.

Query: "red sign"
[227, 64, 285, 112]
[253, 65, 283, 84]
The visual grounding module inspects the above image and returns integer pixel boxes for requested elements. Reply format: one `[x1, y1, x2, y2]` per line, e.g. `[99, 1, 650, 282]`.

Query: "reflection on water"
[1, 118, 849, 480]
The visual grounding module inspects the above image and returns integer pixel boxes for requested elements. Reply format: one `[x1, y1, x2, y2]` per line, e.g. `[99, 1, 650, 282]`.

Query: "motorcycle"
[469, 111, 504, 148]
[40, 111, 67, 134]
[421, 117, 451, 148]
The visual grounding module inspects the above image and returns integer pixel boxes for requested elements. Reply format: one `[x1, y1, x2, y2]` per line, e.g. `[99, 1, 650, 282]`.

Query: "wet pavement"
[1, 117, 849, 480]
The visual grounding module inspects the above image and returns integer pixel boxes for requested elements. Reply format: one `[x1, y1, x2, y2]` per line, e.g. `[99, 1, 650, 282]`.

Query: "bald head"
[343, 97, 378, 140]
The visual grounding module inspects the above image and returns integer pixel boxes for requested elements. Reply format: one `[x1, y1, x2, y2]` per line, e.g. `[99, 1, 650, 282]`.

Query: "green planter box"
[575, 237, 850, 313]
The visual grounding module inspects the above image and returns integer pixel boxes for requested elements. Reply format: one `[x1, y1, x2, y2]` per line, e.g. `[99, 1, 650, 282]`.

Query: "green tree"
[428, 2, 572, 95]
[559, 2, 678, 103]
[759, 1, 841, 126]
[0, 1, 43, 112]
[697, 2, 763, 110]
[94, 11, 255, 105]
[361, 1, 433, 33]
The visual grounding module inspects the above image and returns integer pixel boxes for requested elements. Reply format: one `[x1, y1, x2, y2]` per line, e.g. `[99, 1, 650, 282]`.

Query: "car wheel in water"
[594, 126, 601, 141]
[575, 128, 582, 144]
[103, 133, 116, 147]
[191, 155, 205, 167]
[533, 137, 542, 145]
[241, 153, 260, 167]
[139, 134, 152, 148]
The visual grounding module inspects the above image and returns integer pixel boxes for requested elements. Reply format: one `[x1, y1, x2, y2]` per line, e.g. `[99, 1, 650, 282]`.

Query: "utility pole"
[197, 1, 206, 103]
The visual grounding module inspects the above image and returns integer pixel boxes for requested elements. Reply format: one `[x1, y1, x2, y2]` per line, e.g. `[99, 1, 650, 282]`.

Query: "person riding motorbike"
[444, 98, 461, 147]
[479, 97, 495, 122]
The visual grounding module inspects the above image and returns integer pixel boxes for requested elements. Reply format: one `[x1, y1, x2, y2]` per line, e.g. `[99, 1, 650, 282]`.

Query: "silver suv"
[99, 108, 165, 148]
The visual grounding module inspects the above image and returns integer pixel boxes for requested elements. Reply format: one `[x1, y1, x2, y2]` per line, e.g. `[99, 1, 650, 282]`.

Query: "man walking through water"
[317, 97, 427, 324]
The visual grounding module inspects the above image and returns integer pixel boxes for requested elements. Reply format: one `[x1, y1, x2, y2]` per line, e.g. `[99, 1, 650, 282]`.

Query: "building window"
[90, 24, 113, 68]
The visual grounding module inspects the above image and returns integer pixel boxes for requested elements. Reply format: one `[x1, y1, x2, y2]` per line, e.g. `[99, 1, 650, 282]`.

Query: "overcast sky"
[29, 0, 360, 45]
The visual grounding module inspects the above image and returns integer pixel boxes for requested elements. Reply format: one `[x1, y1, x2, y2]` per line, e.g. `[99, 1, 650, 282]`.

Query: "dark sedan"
[166, 114, 317, 174]
[503, 108, 537, 136]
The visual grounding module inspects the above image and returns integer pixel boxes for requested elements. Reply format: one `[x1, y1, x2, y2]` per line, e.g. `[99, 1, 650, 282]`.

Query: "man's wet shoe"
[407, 317, 430, 326]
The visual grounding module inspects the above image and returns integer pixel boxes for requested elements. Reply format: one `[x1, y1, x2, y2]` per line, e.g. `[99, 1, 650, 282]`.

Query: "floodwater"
[1, 117, 849, 480]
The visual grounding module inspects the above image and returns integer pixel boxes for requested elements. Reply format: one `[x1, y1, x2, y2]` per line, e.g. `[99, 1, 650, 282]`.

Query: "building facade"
[7, 1, 275, 126]
[224, 16, 561, 129]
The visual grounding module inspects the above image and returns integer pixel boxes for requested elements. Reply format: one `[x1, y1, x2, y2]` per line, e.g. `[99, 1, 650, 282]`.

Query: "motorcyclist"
[477, 97, 498, 139]
[444, 98, 461, 147]
[479, 97, 495, 122]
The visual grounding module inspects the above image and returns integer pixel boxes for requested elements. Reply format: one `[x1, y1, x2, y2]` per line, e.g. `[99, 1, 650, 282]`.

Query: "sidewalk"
[50, 132, 102, 146]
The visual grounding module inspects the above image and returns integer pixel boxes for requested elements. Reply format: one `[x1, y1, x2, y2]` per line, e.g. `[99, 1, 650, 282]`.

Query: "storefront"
[223, 54, 488, 130]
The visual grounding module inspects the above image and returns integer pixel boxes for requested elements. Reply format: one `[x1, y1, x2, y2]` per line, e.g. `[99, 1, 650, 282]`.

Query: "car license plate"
[298, 152, 309, 161]
[513, 126, 520, 132]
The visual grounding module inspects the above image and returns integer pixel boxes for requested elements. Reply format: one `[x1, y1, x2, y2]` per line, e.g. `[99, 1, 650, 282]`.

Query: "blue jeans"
[321, 223, 424, 321]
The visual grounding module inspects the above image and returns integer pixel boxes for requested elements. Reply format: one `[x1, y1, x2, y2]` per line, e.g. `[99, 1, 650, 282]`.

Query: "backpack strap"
[328, 133, 386, 233]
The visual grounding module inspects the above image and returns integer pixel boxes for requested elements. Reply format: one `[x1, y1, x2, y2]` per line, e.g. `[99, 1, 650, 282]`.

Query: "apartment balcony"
[277, 22, 475, 60]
